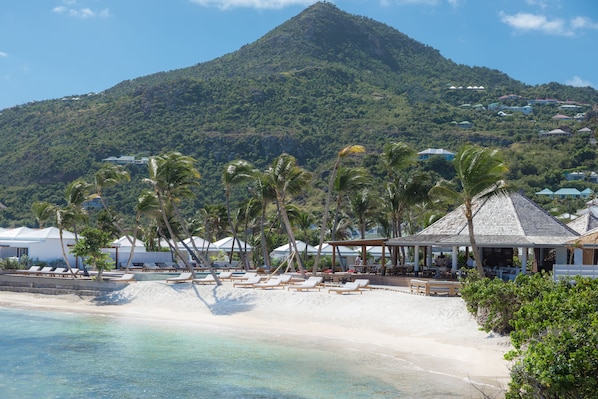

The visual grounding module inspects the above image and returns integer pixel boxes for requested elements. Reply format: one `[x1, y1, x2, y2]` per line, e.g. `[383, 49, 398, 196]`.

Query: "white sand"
[0, 281, 512, 395]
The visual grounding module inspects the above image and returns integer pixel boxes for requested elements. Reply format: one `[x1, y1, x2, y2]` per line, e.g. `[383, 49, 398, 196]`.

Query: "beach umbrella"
[271, 240, 318, 259]
[213, 236, 253, 251]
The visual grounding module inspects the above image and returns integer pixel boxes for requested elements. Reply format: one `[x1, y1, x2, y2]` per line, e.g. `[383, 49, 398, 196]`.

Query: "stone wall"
[0, 273, 128, 296]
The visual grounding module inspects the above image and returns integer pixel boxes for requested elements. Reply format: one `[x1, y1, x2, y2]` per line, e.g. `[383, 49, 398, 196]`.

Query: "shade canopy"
[212, 236, 252, 251]
[183, 236, 213, 251]
[271, 240, 318, 258]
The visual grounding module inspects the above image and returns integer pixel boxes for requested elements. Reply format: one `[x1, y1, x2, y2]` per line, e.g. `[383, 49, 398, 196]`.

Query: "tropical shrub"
[461, 273, 598, 398]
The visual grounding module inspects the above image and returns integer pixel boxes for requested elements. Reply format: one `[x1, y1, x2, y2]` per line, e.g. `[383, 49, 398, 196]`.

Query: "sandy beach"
[0, 280, 512, 396]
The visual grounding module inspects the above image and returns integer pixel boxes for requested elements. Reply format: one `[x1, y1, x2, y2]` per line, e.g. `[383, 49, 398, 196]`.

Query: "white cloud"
[53, 1, 110, 18]
[0, 51, 8, 58]
[566, 76, 595, 88]
[499, 11, 572, 36]
[571, 16, 598, 30]
[188, 0, 316, 10]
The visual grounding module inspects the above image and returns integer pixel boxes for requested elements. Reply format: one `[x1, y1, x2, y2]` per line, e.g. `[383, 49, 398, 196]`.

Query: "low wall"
[0, 273, 128, 296]
[553, 264, 598, 280]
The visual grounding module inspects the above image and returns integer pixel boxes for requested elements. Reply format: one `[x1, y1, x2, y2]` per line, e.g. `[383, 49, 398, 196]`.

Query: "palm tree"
[429, 145, 509, 276]
[313, 145, 365, 273]
[287, 204, 314, 264]
[349, 188, 377, 239]
[264, 154, 312, 276]
[62, 179, 92, 274]
[93, 164, 133, 268]
[331, 166, 369, 240]
[31, 201, 54, 228]
[127, 189, 161, 273]
[223, 160, 258, 270]
[145, 152, 217, 281]
[248, 171, 277, 270]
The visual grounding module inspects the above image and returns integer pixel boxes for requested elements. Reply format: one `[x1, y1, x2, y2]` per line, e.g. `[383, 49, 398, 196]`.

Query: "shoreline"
[0, 281, 512, 396]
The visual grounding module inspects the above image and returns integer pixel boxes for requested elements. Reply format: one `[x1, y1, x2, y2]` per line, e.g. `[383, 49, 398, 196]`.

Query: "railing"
[553, 264, 598, 280]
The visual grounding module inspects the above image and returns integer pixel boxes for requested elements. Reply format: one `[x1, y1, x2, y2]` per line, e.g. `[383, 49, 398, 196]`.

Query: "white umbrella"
[213, 236, 253, 251]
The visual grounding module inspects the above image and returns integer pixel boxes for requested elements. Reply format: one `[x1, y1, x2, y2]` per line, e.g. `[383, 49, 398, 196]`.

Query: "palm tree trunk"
[260, 204, 270, 269]
[278, 196, 306, 277]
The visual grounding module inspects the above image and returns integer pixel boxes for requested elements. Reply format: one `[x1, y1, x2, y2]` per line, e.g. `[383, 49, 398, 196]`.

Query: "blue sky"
[1, 0, 597, 110]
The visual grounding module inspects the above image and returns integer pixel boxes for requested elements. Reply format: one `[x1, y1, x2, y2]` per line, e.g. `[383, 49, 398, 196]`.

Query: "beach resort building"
[385, 192, 579, 277]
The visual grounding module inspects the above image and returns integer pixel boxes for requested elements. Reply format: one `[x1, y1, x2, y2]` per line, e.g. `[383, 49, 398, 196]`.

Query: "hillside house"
[417, 148, 455, 161]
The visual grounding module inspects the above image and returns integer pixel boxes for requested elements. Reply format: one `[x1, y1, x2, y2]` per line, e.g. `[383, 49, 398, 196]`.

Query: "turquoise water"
[0, 307, 482, 398]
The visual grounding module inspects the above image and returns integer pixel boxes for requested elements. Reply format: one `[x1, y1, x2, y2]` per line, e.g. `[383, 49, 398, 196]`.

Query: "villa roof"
[387, 192, 579, 248]
[568, 207, 598, 234]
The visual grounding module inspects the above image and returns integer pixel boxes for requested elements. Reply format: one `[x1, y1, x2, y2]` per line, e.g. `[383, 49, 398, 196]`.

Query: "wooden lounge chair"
[54, 268, 80, 278]
[230, 272, 257, 281]
[192, 274, 217, 285]
[217, 271, 233, 281]
[38, 266, 54, 276]
[166, 272, 193, 284]
[233, 276, 262, 288]
[252, 277, 284, 290]
[143, 263, 160, 272]
[16, 266, 42, 274]
[48, 267, 66, 277]
[353, 279, 371, 290]
[328, 281, 362, 295]
[287, 276, 323, 292]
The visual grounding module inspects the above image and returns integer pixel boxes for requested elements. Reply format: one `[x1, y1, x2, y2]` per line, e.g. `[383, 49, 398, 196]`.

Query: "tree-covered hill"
[0, 2, 596, 225]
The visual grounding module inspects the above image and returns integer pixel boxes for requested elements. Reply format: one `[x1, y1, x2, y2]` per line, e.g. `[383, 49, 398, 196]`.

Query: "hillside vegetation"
[0, 2, 596, 225]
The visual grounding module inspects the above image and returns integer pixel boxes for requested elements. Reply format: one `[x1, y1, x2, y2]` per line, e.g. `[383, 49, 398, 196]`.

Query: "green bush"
[461, 273, 598, 398]
[506, 277, 598, 398]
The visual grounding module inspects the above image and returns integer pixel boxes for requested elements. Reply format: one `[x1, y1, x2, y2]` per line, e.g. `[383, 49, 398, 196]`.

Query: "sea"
[0, 307, 490, 398]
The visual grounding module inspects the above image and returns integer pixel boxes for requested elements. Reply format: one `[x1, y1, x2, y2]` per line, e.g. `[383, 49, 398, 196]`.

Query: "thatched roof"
[387, 192, 579, 248]
[567, 207, 598, 234]
[566, 227, 598, 247]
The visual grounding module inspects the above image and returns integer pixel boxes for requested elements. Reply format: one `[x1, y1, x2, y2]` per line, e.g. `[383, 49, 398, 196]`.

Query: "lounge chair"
[39, 266, 54, 276]
[277, 274, 293, 285]
[110, 273, 136, 282]
[54, 268, 80, 278]
[217, 271, 233, 281]
[233, 276, 262, 288]
[252, 277, 284, 290]
[328, 281, 362, 295]
[17, 266, 42, 274]
[165, 272, 193, 284]
[287, 276, 323, 292]
[192, 274, 217, 285]
[143, 263, 160, 271]
[48, 267, 66, 277]
[354, 279, 371, 290]
[230, 272, 257, 281]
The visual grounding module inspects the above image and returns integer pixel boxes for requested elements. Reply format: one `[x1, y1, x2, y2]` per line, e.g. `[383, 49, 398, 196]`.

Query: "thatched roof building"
[388, 192, 578, 248]
[387, 192, 579, 273]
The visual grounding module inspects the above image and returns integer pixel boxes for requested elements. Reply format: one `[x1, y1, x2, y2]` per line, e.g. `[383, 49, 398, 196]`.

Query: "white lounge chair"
[39, 266, 54, 276]
[49, 267, 66, 277]
[354, 279, 371, 290]
[252, 277, 284, 290]
[192, 274, 217, 285]
[17, 266, 42, 274]
[230, 272, 257, 281]
[287, 276, 323, 292]
[166, 272, 193, 284]
[233, 276, 262, 288]
[328, 281, 362, 295]
[217, 271, 233, 281]
[54, 268, 80, 278]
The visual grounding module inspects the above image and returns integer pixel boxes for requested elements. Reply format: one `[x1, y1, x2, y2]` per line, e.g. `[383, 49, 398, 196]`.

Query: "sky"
[1, 0, 597, 110]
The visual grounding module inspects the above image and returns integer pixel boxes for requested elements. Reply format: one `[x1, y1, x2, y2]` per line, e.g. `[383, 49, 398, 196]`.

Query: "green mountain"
[0, 2, 596, 225]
